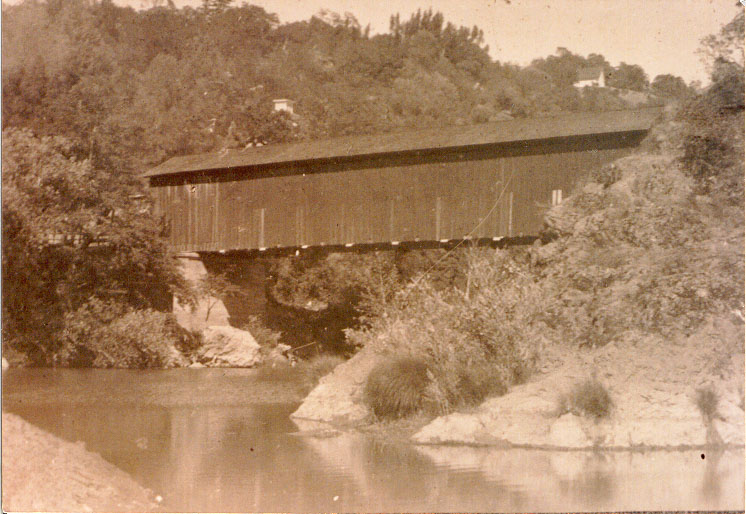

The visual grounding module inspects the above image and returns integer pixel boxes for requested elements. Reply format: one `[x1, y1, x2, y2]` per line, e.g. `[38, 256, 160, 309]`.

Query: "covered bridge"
[146, 108, 661, 255]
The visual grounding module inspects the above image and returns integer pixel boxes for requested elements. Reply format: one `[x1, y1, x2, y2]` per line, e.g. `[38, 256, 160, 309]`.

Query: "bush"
[299, 354, 345, 388]
[242, 315, 282, 347]
[58, 298, 189, 368]
[557, 379, 613, 419]
[694, 386, 720, 421]
[363, 357, 432, 419]
[453, 361, 508, 407]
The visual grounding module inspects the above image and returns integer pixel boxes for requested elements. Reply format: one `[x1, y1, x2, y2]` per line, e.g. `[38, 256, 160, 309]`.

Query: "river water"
[3, 368, 744, 512]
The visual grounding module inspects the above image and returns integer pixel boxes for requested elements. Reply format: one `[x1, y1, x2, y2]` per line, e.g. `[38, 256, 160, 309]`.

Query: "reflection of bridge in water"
[146, 108, 661, 257]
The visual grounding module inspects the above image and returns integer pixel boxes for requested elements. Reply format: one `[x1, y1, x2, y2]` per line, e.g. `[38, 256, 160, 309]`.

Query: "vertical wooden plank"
[388, 198, 395, 241]
[508, 191, 514, 237]
[213, 180, 219, 250]
[259, 207, 265, 248]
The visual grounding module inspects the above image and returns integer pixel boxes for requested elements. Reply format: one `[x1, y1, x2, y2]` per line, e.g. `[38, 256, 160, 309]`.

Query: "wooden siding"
[150, 132, 644, 253]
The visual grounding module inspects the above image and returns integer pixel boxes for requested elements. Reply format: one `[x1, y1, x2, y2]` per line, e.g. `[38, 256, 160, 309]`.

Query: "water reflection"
[3, 368, 744, 512]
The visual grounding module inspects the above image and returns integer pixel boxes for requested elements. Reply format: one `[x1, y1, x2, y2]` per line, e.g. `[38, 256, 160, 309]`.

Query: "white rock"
[292, 350, 380, 424]
[412, 413, 492, 445]
[197, 326, 261, 367]
[548, 414, 591, 448]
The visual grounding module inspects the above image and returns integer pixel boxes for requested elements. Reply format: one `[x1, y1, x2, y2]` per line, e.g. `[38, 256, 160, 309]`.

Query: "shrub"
[58, 298, 188, 368]
[349, 249, 543, 416]
[453, 361, 508, 407]
[694, 386, 720, 421]
[363, 357, 432, 419]
[558, 378, 613, 419]
[300, 354, 345, 388]
[242, 315, 282, 347]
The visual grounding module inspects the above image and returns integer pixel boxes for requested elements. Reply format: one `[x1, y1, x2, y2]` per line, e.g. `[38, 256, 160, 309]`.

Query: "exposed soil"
[2, 412, 162, 513]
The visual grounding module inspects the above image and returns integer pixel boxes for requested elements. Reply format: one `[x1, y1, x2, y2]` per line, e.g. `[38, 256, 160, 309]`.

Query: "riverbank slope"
[2, 412, 162, 513]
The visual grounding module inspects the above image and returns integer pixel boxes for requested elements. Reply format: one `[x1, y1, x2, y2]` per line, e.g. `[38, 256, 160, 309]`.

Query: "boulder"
[292, 349, 380, 425]
[197, 326, 261, 367]
[548, 414, 591, 448]
[412, 413, 500, 445]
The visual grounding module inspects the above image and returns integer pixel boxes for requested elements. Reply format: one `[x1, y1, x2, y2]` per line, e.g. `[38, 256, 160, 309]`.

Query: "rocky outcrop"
[413, 319, 744, 449]
[294, 316, 743, 450]
[291, 349, 380, 425]
[195, 326, 262, 367]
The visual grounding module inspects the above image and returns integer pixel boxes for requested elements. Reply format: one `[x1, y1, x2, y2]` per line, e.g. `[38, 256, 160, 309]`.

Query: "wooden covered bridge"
[146, 108, 661, 256]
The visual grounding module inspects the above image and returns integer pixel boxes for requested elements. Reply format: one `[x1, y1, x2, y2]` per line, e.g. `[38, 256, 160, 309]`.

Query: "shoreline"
[2, 412, 162, 513]
[291, 318, 745, 451]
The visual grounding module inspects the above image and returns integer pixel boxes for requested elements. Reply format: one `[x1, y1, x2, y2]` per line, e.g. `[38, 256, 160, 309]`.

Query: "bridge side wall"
[149, 132, 644, 252]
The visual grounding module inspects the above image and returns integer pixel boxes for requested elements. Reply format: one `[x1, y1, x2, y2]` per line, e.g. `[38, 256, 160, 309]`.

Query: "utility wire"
[407, 168, 516, 293]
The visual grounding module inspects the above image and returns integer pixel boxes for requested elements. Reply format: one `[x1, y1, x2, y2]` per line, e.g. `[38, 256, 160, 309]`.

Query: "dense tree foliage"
[2, 128, 190, 364]
[679, 10, 745, 205]
[3, 0, 678, 176]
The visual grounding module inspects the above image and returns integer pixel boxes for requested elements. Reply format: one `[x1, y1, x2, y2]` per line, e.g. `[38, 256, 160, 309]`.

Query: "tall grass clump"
[300, 354, 346, 388]
[363, 357, 432, 419]
[557, 378, 613, 419]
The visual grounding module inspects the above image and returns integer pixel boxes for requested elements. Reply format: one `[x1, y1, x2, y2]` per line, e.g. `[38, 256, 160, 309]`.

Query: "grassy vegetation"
[557, 379, 614, 419]
[363, 357, 432, 419]
[351, 247, 540, 417]
[694, 386, 720, 422]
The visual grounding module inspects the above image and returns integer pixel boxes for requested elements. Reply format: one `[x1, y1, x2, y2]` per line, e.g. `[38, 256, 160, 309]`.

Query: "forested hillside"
[3, 0, 681, 176]
[0, 0, 715, 368]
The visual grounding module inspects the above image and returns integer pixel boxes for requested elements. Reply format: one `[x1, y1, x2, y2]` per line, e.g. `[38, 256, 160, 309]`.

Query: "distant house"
[273, 99, 295, 115]
[574, 67, 606, 88]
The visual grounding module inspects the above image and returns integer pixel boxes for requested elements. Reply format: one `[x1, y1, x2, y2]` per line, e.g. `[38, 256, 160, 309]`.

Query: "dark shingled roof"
[145, 108, 661, 178]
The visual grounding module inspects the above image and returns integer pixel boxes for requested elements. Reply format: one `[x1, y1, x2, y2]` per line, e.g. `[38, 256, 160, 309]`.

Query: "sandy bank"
[2, 412, 161, 513]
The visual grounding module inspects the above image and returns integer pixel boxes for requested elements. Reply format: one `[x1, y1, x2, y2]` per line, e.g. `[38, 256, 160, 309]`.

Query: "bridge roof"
[145, 107, 661, 178]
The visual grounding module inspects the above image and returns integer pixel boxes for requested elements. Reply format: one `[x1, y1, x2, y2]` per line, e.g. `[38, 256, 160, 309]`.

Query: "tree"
[650, 74, 692, 99]
[608, 62, 648, 91]
[699, 9, 744, 73]
[2, 128, 189, 363]
[195, 272, 247, 322]
[678, 10, 744, 205]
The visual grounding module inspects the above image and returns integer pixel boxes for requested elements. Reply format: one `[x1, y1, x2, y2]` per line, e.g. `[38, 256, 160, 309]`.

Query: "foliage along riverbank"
[292, 19, 745, 449]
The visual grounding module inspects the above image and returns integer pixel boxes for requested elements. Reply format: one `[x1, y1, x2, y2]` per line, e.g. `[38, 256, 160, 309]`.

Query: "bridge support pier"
[172, 253, 269, 331]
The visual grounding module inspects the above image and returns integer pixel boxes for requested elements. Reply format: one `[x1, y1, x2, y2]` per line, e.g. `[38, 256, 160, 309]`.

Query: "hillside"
[3, 2, 671, 176]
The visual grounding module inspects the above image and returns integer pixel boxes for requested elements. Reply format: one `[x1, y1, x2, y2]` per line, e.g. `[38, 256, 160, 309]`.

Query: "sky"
[11, 0, 741, 84]
[208, 0, 741, 84]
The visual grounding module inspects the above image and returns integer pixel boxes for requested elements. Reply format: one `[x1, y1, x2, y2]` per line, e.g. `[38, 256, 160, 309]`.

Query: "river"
[3, 368, 743, 512]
